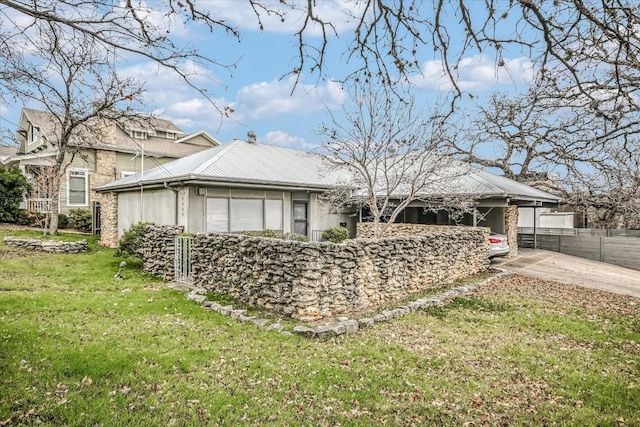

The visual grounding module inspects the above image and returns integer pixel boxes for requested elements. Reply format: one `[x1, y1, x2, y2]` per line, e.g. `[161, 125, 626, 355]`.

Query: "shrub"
[58, 213, 69, 229]
[69, 209, 92, 232]
[0, 166, 31, 223]
[15, 210, 48, 228]
[115, 222, 153, 258]
[322, 226, 349, 243]
[14, 209, 31, 226]
[240, 229, 280, 238]
[283, 232, 308, 242]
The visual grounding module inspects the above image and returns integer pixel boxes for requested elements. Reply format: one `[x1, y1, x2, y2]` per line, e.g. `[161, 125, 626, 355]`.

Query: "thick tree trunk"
[47, 153, 66, 235]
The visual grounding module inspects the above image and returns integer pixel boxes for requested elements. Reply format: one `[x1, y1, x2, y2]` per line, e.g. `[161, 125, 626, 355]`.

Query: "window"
[67, 169, 88, 206]
[205, 197, 284, 233]
[230, 199, 263, 232]
[166, 131, 176, 140]
[206, 198, 229, 232]
[133, 130, 147, 139]
[265, 199, 283, 230]
[28, 125, 38, 145]
[127, 129, 147, 139]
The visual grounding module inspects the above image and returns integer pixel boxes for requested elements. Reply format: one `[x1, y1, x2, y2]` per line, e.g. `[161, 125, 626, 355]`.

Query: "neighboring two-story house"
[4, 107, 220, 233]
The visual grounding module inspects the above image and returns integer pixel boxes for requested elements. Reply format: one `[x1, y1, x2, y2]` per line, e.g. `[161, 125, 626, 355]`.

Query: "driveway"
[491, 249, 640, 298]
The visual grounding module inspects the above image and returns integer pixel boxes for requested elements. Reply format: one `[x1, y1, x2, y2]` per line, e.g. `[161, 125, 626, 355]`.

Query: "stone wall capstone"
[189, 225, 490, 321]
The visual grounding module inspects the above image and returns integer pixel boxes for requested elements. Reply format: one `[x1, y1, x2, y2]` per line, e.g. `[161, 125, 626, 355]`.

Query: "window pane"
[294, 221, 307, 236]
[230, 199, 263, 232]
[206, 198, 228, 232]
[68, 172, 86, 205]
[294, 202, 307, 220]
[265, 199, 283, 231]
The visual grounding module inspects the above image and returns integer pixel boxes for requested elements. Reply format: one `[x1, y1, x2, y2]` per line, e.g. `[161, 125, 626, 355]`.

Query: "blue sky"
[0, 0, 536, 150]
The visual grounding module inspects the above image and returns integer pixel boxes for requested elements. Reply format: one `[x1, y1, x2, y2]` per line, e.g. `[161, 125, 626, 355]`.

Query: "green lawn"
[1, 227, 638, 426]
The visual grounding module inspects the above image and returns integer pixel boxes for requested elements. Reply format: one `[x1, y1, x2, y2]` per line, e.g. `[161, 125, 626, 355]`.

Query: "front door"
[293, 201, 308, 237]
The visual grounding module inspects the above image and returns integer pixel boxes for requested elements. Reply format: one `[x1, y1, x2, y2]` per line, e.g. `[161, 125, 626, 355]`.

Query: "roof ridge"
[467, 167, 505, 194]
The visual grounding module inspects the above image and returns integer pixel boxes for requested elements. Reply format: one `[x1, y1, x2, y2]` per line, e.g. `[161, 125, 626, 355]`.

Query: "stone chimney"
[94, 116, 116, 145]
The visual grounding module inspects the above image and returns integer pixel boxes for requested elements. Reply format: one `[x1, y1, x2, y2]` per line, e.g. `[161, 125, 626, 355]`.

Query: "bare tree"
[447, 86, 618, 183]
[3, 1, 640, 115]
[317, 83, 470, 238]
[22, 164, 55, 232]
[564, 146, 640, 229]
[1, 21, 145, 234]
[0, 0, 242, 115]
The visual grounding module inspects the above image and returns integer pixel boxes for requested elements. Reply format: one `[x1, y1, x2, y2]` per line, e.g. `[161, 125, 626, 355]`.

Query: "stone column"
[504, 204, 519, 257]
[99, 192, 119, 247]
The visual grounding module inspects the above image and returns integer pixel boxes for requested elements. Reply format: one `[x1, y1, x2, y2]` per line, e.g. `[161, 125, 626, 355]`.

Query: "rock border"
[184, 268, 511, 339]
[3, 236, 89, 253]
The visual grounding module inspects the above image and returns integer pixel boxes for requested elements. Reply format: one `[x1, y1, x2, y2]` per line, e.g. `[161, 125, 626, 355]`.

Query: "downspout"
[164, 182, 181, 226]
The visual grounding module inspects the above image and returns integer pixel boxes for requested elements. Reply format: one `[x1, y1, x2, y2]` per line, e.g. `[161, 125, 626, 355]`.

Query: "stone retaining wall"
[3, 237, 88, 253]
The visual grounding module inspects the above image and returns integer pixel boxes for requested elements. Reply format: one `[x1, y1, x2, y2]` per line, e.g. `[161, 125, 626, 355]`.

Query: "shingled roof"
[17, 108, 218, 159]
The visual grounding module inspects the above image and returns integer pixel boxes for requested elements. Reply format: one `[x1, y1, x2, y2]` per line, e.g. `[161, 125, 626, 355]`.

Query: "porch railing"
[25, 198, 52, 213]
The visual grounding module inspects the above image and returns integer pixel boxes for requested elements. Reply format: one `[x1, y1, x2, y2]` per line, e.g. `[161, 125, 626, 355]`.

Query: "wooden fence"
[518, 228, 640, 271]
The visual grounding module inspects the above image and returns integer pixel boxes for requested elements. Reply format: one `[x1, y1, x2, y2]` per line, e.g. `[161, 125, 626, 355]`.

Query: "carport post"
[533, 206, 537, 249]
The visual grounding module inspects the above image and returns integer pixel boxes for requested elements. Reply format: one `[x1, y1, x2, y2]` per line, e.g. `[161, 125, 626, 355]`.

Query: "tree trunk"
[47, 157, 64, 236]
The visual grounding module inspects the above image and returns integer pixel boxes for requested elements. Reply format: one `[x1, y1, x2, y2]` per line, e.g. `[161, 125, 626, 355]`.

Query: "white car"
[489, 232, 510, 259]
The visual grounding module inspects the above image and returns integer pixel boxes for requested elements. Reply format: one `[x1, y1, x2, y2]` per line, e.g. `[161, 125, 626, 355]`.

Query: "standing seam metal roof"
[94, 139, 562, 203]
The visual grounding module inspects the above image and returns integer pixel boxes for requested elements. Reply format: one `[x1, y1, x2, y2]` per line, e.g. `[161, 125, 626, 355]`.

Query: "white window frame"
[205, 197, 284, 234]
[133, 130, 147, 139]
[166, 131, 176, 140]
[28, 125, 38, 145]
[67, 168, 89, 206]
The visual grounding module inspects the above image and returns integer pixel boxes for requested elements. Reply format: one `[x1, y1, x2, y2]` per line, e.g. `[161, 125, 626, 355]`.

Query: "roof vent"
[247, 130, 257, 144]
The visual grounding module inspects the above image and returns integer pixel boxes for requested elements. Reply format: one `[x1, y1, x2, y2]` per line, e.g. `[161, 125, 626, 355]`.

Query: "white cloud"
[412, 54, 536, 91]
[199, 0, 363, 36]
[261, 130, 308, 147]
[117, 60, 344, 139]
[231, 77, 345, 120]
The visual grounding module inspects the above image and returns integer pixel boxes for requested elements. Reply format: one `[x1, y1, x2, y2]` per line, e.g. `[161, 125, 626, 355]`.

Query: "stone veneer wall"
[503, 205, 519, 257]
[188, 226, 489, 321]
[4, 237, 88, 253]
[99, 192, 119, 247]
[93, 149, 118, 248]
[141, 225, 184, 280]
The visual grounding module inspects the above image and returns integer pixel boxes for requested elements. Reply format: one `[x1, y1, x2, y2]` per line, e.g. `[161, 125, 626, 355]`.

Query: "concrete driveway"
[491, 249, 640, 298]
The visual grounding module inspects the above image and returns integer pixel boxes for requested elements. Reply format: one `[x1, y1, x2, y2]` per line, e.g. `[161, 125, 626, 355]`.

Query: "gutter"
[96, 175, 336, 194]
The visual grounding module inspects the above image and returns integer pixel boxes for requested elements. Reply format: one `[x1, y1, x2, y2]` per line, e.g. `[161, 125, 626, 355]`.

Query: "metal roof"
[95, 139, 348, 191]
[94, 139, 562, 204]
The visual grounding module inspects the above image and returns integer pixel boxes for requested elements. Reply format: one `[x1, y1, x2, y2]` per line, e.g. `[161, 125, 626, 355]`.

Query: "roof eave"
[94, 174, 337, 193]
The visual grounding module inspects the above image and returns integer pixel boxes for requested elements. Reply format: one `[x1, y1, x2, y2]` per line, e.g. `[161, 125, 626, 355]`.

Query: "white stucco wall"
[518, 207, 574, 228]
[117, 189, 177, 236]
[309, 193, 353, 237]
